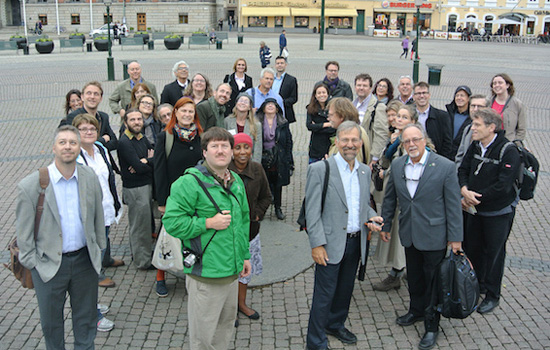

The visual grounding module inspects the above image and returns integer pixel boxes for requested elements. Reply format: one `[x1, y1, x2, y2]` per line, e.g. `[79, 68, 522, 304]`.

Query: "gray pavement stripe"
[0, 116, 62, 123]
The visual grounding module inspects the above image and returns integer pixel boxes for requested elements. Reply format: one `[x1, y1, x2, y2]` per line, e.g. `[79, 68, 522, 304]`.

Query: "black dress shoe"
[396, 312, 424, 326]
[275, 208, 286, 220]
[324, 327, 357, 344]
[239, 309, 260, 320]
[477, 298, 499, 314]
[418, 331, 439, 350]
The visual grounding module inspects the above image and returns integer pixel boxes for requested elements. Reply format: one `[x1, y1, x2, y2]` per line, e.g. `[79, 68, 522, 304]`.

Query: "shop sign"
[374, 29, 388, 37]
[434, 31, 448, 40]
[388, 30, 401, 37]
[448, 32, 462, 40]
[534, 11, 550, 15]
[247, 1, 348, 8]
[389, 2, 433, 9]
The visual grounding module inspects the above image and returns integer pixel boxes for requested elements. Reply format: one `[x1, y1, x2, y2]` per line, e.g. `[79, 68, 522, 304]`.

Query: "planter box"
[94, 39, 109, 51]
[134, 33, 150, 44]
[69, 34, 86, 44]
[164, 38, 182, 50]
[36, 41, 54, 54]
[10, 37, 26, 49]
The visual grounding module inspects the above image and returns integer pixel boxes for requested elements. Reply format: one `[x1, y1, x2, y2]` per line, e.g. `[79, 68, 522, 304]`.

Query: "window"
[38, 14, 48, 25]
[103, 13, 112, 25]
[71, 14, 80, 25]
[328, 17, 353, 29]
[248, 16, 267, 27]
[179, 13, 189, 24]
[294, 16, 308, 28]
[275, 16, 284, 27]
[448, 14, 457, 32]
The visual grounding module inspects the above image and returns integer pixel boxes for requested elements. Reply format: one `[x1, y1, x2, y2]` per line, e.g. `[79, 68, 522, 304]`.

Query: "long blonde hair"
[230, 94, 258, 141]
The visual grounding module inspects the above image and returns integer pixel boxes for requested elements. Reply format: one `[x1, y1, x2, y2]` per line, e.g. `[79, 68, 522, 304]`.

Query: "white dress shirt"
[334, 153, 361, 233]
[48, 163, 86, 253]
[404, 150, 429, 198]
[417, 105, 431, 132]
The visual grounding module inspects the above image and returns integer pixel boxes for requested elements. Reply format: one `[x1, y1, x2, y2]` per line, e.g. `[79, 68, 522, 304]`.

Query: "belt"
[63, 247, 86, 257]
[347, 231, 360, 238]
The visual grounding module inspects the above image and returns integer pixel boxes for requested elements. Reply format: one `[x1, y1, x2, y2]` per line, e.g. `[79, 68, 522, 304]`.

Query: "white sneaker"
[97, 304, 110, 314]
[97, 317, 114, 332]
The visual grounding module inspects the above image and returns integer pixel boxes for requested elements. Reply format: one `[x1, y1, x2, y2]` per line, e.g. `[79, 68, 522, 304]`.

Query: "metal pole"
[319, 0, 325, 50]
[107, 5, 115, 81]
[90, 0, 94, 32]
[55, 0, 60, 36]
[413, 6, 420, 83]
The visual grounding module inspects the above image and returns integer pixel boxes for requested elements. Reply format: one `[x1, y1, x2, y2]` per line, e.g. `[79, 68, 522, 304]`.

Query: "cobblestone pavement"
[1, 32, 550, 350]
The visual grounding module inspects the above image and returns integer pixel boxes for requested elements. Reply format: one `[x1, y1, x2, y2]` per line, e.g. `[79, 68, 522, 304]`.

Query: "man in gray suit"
[305, 121, 383, 350]
[16, 125, 106, 350]
[380, 123, 463, 350]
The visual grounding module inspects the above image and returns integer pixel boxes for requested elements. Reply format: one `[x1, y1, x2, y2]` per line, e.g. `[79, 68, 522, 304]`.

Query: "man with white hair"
[160, 61, 190, 106]
[246, 68, 285, 113]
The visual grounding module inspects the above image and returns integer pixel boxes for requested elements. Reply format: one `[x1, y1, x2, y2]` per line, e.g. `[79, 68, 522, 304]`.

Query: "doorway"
[10, 0, 22, 26]
[137, 13, 146, 31]
[356, 10, 365, 34]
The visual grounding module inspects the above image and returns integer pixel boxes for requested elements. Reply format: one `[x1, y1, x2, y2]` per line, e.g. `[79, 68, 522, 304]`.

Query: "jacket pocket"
[429, 217, 445, 226]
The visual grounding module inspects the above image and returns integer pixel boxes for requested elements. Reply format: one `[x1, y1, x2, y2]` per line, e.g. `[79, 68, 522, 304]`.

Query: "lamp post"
[412, 0, 423, 83]
[319, 0, 325, 50]
[105, 0, 115, 81]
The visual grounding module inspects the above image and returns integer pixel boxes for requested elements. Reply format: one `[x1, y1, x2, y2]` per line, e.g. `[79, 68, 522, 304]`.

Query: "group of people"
[15, 54, 527, 350]
[302, 68, 526, 350]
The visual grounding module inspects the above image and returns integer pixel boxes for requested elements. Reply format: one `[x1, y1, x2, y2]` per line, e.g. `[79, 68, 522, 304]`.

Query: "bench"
[60, 38, 84, 52]
[121, 37, 145, 50]
[27, 35, 48, 44]
[151, 32, 170, 40]
[0, 40, 18, 53]
[216, 32, 229, 43]
[188, 35, 211, 49]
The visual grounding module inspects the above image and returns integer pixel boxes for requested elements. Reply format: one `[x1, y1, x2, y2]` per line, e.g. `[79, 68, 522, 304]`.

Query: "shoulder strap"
[36, 168, 50, 240]
[188, 173, 223, 214]
[165, 131, 174, 159]
[320, 160, 330, 213]
[499, 141, 514, 163]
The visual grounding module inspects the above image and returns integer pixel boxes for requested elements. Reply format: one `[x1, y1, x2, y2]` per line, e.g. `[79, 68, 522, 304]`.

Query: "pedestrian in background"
[259, 41, 272, 68]
[400, 35, 409, 59]
[279, 30, 287, 56]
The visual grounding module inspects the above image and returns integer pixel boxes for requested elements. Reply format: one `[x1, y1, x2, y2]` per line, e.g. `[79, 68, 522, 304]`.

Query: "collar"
[399, 95, 413, 104]
[417, 105, 431, 116]
[275, 72, 285, 80]
[334, 152, 360, 173]
[228, 160, 256, 180]
[124, 128, 143, 140]
[129, 78, 143, 89]
[353, 94, 372, 108]
[204, 161, 235, 188]
[177, 79, 188, 88]
[480, 133, 498, 152]
[49, 162, 78, 183]
[257, 87, 271, 96]
[406, 149, 430, 166]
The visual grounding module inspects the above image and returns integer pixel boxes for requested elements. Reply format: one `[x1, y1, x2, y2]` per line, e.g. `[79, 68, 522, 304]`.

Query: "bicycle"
[53, 25, 66, 33]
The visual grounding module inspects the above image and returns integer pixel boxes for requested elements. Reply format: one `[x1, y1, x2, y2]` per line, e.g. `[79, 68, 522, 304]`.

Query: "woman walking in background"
[400, 36, 409, 59]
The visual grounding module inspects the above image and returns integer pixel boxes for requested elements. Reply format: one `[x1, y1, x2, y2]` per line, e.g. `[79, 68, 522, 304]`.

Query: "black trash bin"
[148, 40, 154, 50]
[216, 40, 223, 50]
[86, 42, 93, 52]
[427, 64, 444, 86]
[237, 34, 243, 44]
[121, 59, 132, 80]
[22, 43, 29, 55]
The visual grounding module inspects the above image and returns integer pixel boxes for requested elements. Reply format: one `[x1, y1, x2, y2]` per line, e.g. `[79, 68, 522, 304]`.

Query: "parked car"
[89, 24, 126, 38]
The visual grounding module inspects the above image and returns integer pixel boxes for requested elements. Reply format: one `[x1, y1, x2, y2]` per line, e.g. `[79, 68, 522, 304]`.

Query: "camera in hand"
[182, 247, 201, 268]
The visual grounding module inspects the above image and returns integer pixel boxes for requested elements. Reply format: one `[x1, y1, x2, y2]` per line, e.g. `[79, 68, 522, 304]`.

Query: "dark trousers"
[266, 169, 283, 208]
[400, 48, 409, 58]
[306, 236, 360, 350]
[405, 245, 446, 332]
[32, 247, 98, 350]
[464, 210, 515, 301]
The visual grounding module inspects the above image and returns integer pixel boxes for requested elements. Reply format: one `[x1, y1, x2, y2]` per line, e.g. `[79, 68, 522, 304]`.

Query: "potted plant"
[35, 38, 54, 54]
[69, 31, 86, 44]
[192, 29, 207, 37]
[164, 34, 182, 50]
[93, 36, 109, 51]
[9, 35, 26, 49]
[134, 31, 149, 44]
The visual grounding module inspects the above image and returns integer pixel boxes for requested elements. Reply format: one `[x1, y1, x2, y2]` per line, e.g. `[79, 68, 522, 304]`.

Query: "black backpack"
[430, 250, 480, 319]
[498, 141, 539, 201]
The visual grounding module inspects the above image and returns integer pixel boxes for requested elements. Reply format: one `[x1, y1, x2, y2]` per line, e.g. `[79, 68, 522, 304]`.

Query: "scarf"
[174, 123, 197, 142]
[208, 96, 226, 126]
[323, 76, 339, 94]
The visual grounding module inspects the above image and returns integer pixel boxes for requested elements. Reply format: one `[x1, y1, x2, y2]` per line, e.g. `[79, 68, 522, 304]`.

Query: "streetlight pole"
[413, 0, 423, 83]
[105, 0, 115, 81]
[319, 0, 325, 50]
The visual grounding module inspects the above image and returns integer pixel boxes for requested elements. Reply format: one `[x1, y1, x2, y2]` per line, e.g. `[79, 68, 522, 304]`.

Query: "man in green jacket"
[163, 127, 250, 350]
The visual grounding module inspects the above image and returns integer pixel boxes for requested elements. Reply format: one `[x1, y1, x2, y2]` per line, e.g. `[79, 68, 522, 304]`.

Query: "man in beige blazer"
[17, 125, 105, 350]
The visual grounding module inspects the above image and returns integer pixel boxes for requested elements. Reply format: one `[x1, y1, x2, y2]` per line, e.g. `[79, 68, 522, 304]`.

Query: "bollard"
[238, 34, 243, 44]
[23, 43, 29, 55]
[216, 40, 222, 50]
[86, 42, 93, 52]
[148, 40, 154, 50]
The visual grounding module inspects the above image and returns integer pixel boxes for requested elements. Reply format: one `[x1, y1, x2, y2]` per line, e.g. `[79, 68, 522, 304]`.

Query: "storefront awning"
[290, 8, 358, 17]
[242, 7, 291, 17]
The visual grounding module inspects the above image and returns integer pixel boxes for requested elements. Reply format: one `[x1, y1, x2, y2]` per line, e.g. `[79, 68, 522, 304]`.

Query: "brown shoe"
[99, 277, 116, 288]
[372, 275, 400, 291]
[110, 259, 125, 268]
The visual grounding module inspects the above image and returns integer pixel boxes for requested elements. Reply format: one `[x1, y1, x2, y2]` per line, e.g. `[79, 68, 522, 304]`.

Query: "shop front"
[373, 1, 433, 37]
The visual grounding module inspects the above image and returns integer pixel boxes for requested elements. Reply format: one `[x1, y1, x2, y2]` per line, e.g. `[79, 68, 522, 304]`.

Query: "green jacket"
[162, 163, 250, 278]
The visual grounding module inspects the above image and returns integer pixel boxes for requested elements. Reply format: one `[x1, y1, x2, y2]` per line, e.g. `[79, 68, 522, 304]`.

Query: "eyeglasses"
[470, 104, 486, 109]
[401, 137, 424, 145]
[414, 91, 429, 96]
[140, 101, 154, 106]
[193, 79, 206, 83]
[78, 127, 97, 134]
[177, 67, 189, 71]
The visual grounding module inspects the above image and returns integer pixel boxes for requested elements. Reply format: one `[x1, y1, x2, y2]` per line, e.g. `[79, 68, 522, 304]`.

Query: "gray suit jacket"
[305, 156, 377, 265]
[381, 151, 463, 251]
[224, 116, 263, 163]
[16, 164, 106, 283]
[108, 78, 159, 114]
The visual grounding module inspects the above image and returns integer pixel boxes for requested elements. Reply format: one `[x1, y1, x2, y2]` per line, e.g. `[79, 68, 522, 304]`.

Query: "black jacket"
[278, 73, 299, 123]
[65, 108, 118, 151]
[458, 131, 521, 212]
[117, 133, 154, 188]
[445, 100, 471, 160]
[306, 106, 335, 159]
[426, 105, 453, 160]
[160, 79, 189, 106]
[223, 73, 253, 116]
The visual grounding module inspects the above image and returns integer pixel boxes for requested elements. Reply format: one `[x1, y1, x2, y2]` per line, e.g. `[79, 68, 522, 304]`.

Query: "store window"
[248, 17, 267, 27]
[275, 16, 283, 27]
[414, 13, 431, 30]
[328, 17, 353, 29]
[374, 13, 390, 29]
[484, 15, 494, 32]
[294, 16, 309, 28]
[103, 13, 112, 24]
[179, 13, 189, 24]
[448, 14, 457, 32]
[38, 14, 48, 25]
[71, 14, 80, 25]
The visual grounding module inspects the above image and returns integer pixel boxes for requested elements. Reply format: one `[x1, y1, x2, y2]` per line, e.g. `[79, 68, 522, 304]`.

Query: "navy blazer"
[278, 73, 298, 123]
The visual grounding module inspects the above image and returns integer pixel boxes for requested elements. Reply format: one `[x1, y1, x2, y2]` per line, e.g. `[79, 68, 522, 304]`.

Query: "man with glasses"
[380, 124, 462, 350]
[197, 83, 232, 131]
[64, 81, 118, 151]
[413, 82, 453, 159]
[109, 61, 158, 118]
[158, 103, 174, 126]
[395, 76, 415, 105]
[318, 61, 353, 100]
[161, 61, 190, 106]
[247, 68, 285, 113]
[305, 121, 383, 350]
[454, 94, 488, 169]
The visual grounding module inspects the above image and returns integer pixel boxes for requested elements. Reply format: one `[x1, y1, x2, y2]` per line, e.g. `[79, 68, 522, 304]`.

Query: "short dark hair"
[123, 108, 143, 123]
[325, 61, 339, 70]
[200, 127, 234, 151]
[54, 125, 80, 143]
[275, 56, 286, 62]
[472, 108, 502, 129]
[413, 81, 430, 92]
[354, 73, 373, 87]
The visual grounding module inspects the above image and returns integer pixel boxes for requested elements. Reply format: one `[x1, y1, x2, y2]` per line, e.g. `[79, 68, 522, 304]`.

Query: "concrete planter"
[163, 37, 182, 50]
[35, 41, 54, 54]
